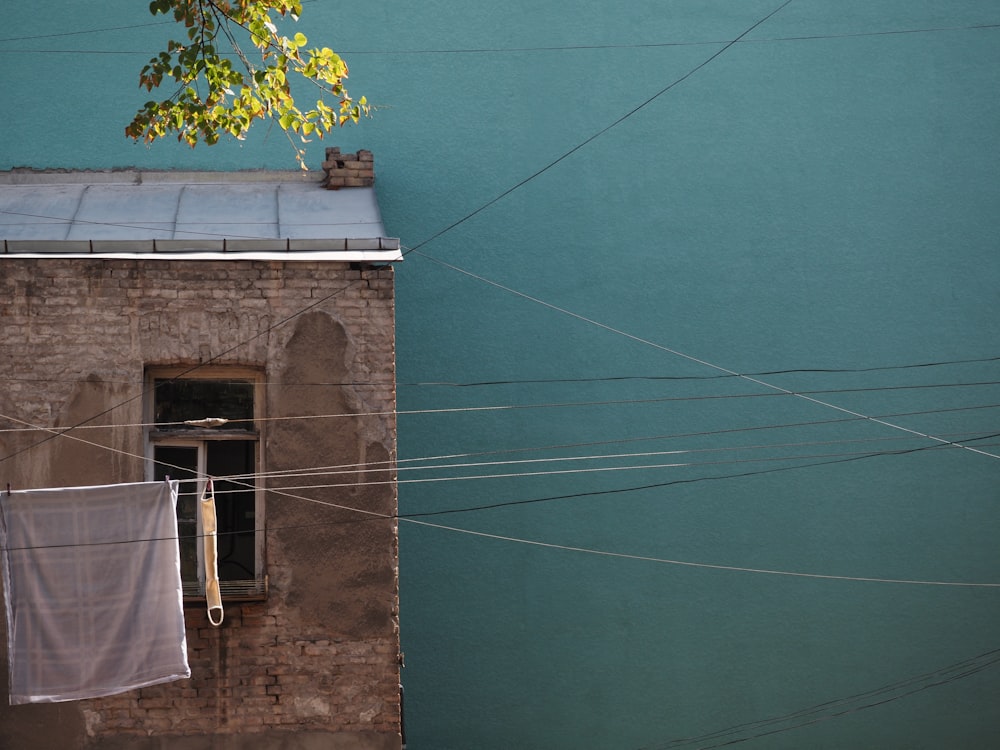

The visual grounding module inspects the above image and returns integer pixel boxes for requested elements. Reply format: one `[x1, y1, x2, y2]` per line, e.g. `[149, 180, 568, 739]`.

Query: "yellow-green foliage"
[126, 0, 368, 168]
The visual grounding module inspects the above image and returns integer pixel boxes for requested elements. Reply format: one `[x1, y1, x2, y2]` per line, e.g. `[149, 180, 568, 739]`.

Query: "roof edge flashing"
[2, 237, 402, 261]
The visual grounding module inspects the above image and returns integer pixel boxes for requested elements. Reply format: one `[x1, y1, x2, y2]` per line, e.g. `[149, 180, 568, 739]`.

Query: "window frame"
[144, 366, 266, 601]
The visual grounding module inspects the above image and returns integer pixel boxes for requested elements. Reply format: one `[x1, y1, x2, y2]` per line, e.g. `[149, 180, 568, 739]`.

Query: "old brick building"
[0, 163, 403, 749]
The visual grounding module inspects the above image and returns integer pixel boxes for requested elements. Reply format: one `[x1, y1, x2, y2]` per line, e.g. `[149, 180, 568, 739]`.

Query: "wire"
[1, 353, 998, 390]
[0, 20, 172, 43]
[342, 22, 1000, 54]
[411, 249, 1000, 463]
[404, 0, 794, 256]
[383, 434, 1000, 517]
[4, 405, 998, 497]
[4, 405, 997, 587]
[397, 355, 1000, 386]
[36, 432, 996, 499]
[6, 446, 1000, 588]
[209, 403, 1000, 483]
[5, 398, 998, 556]
[1, 353, 997, 387]
[2, 21, 997, 54]
[401, 516, 1000, 588]
[0, 0, 960, 468]
[226, 431, 999, 483]
[3, 381, 997, 435]
[394, 401, 999, 465]
[1, 0, 994, 601]
[642, 647, 1000, 749]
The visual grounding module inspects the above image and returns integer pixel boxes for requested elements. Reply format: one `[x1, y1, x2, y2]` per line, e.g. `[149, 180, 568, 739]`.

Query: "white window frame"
[144, 366, 266, 600]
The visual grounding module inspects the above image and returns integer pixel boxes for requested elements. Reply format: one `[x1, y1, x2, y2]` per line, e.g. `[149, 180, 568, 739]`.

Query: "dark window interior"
[153, 445, 199, 582]
[152, 434, 256, 584]
[207, 440, 257, 581]
[153, 379, 254, 428]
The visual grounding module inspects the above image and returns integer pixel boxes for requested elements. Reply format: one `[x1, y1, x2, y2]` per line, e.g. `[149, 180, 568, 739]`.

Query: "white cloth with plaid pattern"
[0, 481, 190, 704]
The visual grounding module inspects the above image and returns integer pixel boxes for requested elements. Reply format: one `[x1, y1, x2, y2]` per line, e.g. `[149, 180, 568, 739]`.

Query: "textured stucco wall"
[2, 2, 1000, 749]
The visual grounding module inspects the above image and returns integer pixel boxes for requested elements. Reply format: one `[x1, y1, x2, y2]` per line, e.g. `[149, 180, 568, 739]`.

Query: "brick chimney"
[322, 147, 374, 189]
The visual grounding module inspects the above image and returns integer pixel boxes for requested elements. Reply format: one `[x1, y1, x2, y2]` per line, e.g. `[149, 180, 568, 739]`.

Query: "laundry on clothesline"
[0, 480, 190, 704]
[200, 478, 224, 627]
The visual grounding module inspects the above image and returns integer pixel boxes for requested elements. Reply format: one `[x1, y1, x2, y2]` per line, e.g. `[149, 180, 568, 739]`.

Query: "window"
[146, 368, 265, 600]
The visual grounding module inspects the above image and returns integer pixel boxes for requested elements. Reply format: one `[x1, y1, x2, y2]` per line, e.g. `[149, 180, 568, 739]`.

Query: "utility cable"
[3, 403, 996, 588]
[404, 0, 795, 255]
[0, 20, 172, 43]
[642, 647, 1000, 749]
[268, 434, 1000, 507]
[204, 439, 1000, 493]
[411, 248, 1000, 462]
[1, 353, 997, 387]
[401, 515, 1000, 588]
[4, 380, 997, 434]
[216, 431, 1000, 483]
[4, 408, 998, 492]
[5, 451, 1000, 588]
[3, 21, 998, 54]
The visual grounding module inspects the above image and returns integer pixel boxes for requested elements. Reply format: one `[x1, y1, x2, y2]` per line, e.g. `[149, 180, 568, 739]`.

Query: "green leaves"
[125, 0, 369, 169]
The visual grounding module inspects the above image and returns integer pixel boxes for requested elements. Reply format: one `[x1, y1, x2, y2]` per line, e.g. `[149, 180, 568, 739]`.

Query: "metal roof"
[0, 170, 401, 262]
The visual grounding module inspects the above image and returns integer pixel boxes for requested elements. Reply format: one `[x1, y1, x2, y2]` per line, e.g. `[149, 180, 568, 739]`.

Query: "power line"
[6, 437, 1000, 588]
[403, 514, 1000, 588]
[242, 431, 1000, 482]
[5, 407, 998, 514]
[222, 438, 1000, 493]
[405, 0, 797, 254]
[9, 414, 999, 502]
[391, 401, 999, 465]
[0, 20, 172, 43]
[5, 380, 997, 434]
[397, 355, 1000, 386]
[0, 0, 900, 470]
[411, 249, 1000, 462]
[390, 433, 1000, 519]
[224, 403, 1000, 477]
[341, 21, 1000, 54]
[642, 647, 1000, 749]
[5, 400, 998, 476]
[0, 0, 320, 43]
[4, 405, 997, 587]
[4, 0, 994, 524]
[2, 21, 997, 54]
[1, 353, 997, 387]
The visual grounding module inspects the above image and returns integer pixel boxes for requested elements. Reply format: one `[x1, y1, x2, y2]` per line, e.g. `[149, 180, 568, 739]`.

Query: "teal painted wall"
[3, 2, 1000, 748]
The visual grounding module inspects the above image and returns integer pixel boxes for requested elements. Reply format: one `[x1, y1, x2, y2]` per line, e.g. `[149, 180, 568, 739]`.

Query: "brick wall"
[0, 258, 401, 750]
[83, 608, 400, 739]
[322, 148, 375, 189]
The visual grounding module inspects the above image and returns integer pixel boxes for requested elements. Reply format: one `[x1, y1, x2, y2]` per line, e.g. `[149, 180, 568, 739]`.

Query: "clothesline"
[3, 484, 999, 589]
[2, 381, 1000, 435]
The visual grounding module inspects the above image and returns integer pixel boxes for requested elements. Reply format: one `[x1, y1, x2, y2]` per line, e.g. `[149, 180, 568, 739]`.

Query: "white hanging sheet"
[0, 481, 190, 704]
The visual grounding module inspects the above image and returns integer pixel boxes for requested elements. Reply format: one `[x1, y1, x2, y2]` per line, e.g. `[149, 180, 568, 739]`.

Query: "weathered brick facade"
[0, 258, 401, 750]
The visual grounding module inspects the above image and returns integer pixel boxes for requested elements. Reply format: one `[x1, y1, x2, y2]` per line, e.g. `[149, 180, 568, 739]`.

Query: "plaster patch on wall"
[82, 708, 104, 737]
[291, 693, 332, 718]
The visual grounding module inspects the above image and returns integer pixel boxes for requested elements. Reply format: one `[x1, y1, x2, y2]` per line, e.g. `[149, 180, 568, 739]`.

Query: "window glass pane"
[153, 379, 254, 429]
[207, 441, 257, 582]
[153, 445, 199, 583]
